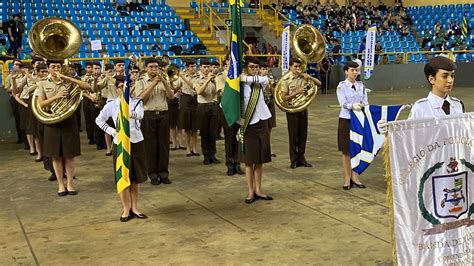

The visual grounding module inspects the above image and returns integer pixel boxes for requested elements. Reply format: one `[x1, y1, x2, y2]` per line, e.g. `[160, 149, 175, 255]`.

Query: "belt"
[182, 93, 196, 97]
[198, 102, 217, 105]
[145, 110, 168, 115]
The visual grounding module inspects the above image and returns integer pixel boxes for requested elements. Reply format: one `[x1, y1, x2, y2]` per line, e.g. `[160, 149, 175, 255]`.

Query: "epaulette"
[450, 96, 461, 103]
[414, 98, 428, 104]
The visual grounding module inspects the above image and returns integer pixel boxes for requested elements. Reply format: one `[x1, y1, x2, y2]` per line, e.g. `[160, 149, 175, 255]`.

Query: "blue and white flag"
[363, 25, 377, 80]
[350, 105, 404, 174]
[281, 23, 291, 72]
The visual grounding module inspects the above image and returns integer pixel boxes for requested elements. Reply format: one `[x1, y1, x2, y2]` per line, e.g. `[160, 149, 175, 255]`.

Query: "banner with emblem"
[385, 113, 474, 265]
[281, 22, 290, 73]
[363, 25, 376, 80]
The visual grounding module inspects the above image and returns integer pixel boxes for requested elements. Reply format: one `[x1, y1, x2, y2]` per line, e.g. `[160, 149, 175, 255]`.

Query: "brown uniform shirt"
[20, 74, 41, 99]
[173, 73, 197, 96]
[214, 71, 226, 94]
[194, 73, 217, 104]
[4, 73, 26, 95]
[96, 75, 118, 100]
[35, 75, 68, 101]
[134, 73, 169, 111]
[280, 72, 308, 95]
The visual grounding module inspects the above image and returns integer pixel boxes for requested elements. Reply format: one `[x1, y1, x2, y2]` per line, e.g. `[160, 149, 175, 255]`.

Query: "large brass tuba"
[29, 17, 83, 124]
[274, 24, 326, 113]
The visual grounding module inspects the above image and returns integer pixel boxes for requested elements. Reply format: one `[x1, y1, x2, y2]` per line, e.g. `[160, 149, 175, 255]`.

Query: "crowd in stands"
[421, 20, 468, 51]
[274, 0, 412, 41]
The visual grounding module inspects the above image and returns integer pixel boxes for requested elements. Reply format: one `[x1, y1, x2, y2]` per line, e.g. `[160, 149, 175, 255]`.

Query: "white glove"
[352, 103, 365, 111]
[377, 119, 388, 134]
[111, 131, 118, 138]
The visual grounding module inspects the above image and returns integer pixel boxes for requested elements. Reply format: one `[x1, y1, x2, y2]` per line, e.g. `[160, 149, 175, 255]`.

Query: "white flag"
[281, 23, 290, 73]
[364, 25, 376, 80]
[387, 113, 474, 265]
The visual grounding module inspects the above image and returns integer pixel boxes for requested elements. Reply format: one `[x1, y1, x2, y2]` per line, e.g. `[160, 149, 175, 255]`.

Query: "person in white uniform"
[336, 61, 369, 190]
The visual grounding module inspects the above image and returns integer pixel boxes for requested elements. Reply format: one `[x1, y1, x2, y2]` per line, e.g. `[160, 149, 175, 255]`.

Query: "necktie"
[352, 85, 356, 91]
[442, 100, 450, 115]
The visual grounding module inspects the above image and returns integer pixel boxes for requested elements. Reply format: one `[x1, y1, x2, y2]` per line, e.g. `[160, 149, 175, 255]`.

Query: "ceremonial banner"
[363, 25, 376, 80]
[115, 63, 132, 193]
[221, 0, 244, 126]
[282, 22, 291, 72]
[462, 13, 469, 39]
[386, 113, 474, 265]
[350, 105, 404, 174]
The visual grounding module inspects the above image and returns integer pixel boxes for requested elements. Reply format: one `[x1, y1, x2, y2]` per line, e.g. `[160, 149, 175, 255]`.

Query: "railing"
[257, 0, 296, 36]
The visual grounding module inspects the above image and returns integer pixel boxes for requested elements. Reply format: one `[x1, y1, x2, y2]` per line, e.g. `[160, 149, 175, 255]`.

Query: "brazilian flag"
[115, 64, 132, 193]
[221, 0, 244, 126]
[462, 13, 469, 39]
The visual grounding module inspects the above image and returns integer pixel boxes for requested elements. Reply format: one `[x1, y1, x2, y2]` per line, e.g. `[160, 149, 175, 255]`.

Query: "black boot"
[226, 165, 235, 176]
[210, 155, 220, 164]
[203, 155, 211, 165]
[234, 164, 244, 175]
[48, 172, 57, 181]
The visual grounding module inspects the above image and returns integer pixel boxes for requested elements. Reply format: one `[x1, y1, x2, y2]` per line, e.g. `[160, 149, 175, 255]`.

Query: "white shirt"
[336, 79, 369, 119]
[240, 74, 272, 125]
[95, 97, 144, 144]
[409, 92, 464, 119]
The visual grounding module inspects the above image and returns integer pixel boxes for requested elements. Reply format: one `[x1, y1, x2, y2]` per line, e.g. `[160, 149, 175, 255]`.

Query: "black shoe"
[226, 166, 236, 176]
[29, 151, 38, 156]
[234, 164, 244, 175]
[16, 139, 23, 144]
[271, 153, 277, 157]
[88, 139, 96, 145]
[217, 134, 224, 140]
[161, 177, 171, 184]
[298, 160, 312, 167]
[342, 185, 351, 190]
[68, 190, 78, 196]
[210, 156, 220, 164]
[150, 178, 161, 185]
[35, 157, 43, 162]
[203, 156, 211, 165]
[290, 161, 298, 169]
[105, 152, 113, 156]
[244, 197, 256, 204]
[24, 144, 30, 150]
[350, 179, 367, 188]
[192, 151, 200, 156]
[254, 193, 273, 200]
[130, 210, 148, 219]
[179, 146, 186, 150]
[120, 213, 132, 222]
[96, 145, 106, 150]
[48, 173, 57, 181]
[57, 190, 68, 197]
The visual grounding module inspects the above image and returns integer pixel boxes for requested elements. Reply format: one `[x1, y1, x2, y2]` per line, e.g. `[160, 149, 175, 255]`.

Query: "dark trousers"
[320, 73, 330, 94]
[9, 96, 22, 142]
[8, 38, 21, 58]
[92, 105, 105, 149]
[82, 98, 95, 141]
[286, 109, 308, 163]
[142, 111, 170, 178]
[216, 97, 223, 137]
[197, 103, 218, 157]
[223, 122, 240, 166]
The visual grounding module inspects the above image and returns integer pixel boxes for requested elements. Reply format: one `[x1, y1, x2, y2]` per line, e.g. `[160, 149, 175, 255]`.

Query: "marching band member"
[336, 61, 368, 190]
[135, 59, 174, 185]
[280, 58, 321, 169]
[81, 62, 96, 145]
[168, 63, 183, 151]
[5, 59, 25, 145]
[195, 59, 220, 165]
[212, 60, 225, 140]
[36, 60, 92, 196]
[239, 56, 273, 204]
[260, 61, 277, 157]
[97, 63, 118, 156]
[90, 62, 107, 151]
[95, 76, 148, 222]
[175, 60, 200, 156]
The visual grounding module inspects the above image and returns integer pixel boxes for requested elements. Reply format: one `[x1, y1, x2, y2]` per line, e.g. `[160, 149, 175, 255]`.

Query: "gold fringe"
[383, 138, 397, 265]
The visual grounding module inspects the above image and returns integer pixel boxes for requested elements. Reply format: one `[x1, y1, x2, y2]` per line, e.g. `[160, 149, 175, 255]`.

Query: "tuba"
[274, 24, 326, 113]
[165, 64, 180, 82]
[29, 17, 83, 124]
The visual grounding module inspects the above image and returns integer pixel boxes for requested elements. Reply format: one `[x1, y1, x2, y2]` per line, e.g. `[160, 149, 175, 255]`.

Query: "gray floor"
[1, 86, 473, 265]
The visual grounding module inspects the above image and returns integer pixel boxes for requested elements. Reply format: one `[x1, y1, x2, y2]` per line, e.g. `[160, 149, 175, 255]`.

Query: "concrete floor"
[1, 86, 473, 265]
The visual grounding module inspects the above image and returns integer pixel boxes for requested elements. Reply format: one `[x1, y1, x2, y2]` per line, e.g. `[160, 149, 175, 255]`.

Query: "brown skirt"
[19, 103, 29, 131]
[112, 141, 148, 184]
[240, 119, 271, 164]
[337, 118, 350, 154]
[178, 94, 198, 131]
[27, 98, 40, 136]
[43, 115, 81, 158]
[168, 98, 179, 127]
[267, 100, 276, 129]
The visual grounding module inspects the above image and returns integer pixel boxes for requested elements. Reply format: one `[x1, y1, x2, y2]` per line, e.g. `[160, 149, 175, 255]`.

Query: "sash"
[238, 82, 261, 153]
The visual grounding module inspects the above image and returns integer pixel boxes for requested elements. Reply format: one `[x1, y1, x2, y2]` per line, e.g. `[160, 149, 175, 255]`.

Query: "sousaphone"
[274, 24, 326, 113]
[29, 17, 83, 124]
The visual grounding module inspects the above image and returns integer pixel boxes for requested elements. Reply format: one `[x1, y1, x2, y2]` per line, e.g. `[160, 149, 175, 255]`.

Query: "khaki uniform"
[5, 74, 26, 142]
[281, 72, 309, 164]
[194, 73, 219, 160]
[36, 75, 80, 158]
[81, 74, 96, 142]
[134, 73, 170, 180]
[174, 73, 198, 131]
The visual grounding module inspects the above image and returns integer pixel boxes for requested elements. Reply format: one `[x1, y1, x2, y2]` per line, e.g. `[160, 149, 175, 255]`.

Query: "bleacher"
[407, 4, 474, 62]
[1, 0, 207, 67]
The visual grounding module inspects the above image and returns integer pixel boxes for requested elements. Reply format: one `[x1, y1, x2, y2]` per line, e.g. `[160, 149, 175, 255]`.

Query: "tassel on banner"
[383, 138, 397, 265]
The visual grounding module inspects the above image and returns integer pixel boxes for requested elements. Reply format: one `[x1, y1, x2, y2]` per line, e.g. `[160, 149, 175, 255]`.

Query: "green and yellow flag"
[221, 0, 244, 126]
[115, 64, 132, 193]
[462, 13, 469, 39]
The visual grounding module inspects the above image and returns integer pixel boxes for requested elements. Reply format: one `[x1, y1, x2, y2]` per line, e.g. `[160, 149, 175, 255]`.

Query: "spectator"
[434, 33, 444, 50]
[374, 41, 383, 64]
[452, 20, 462, 36]
[358, 38, 366, 54]
[380, 54, 389, 65]
[421, 27, 431, 49]
[331, 39, 342, 64]
[6, 13, 25, 59]
[394, 54, 403, 64]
